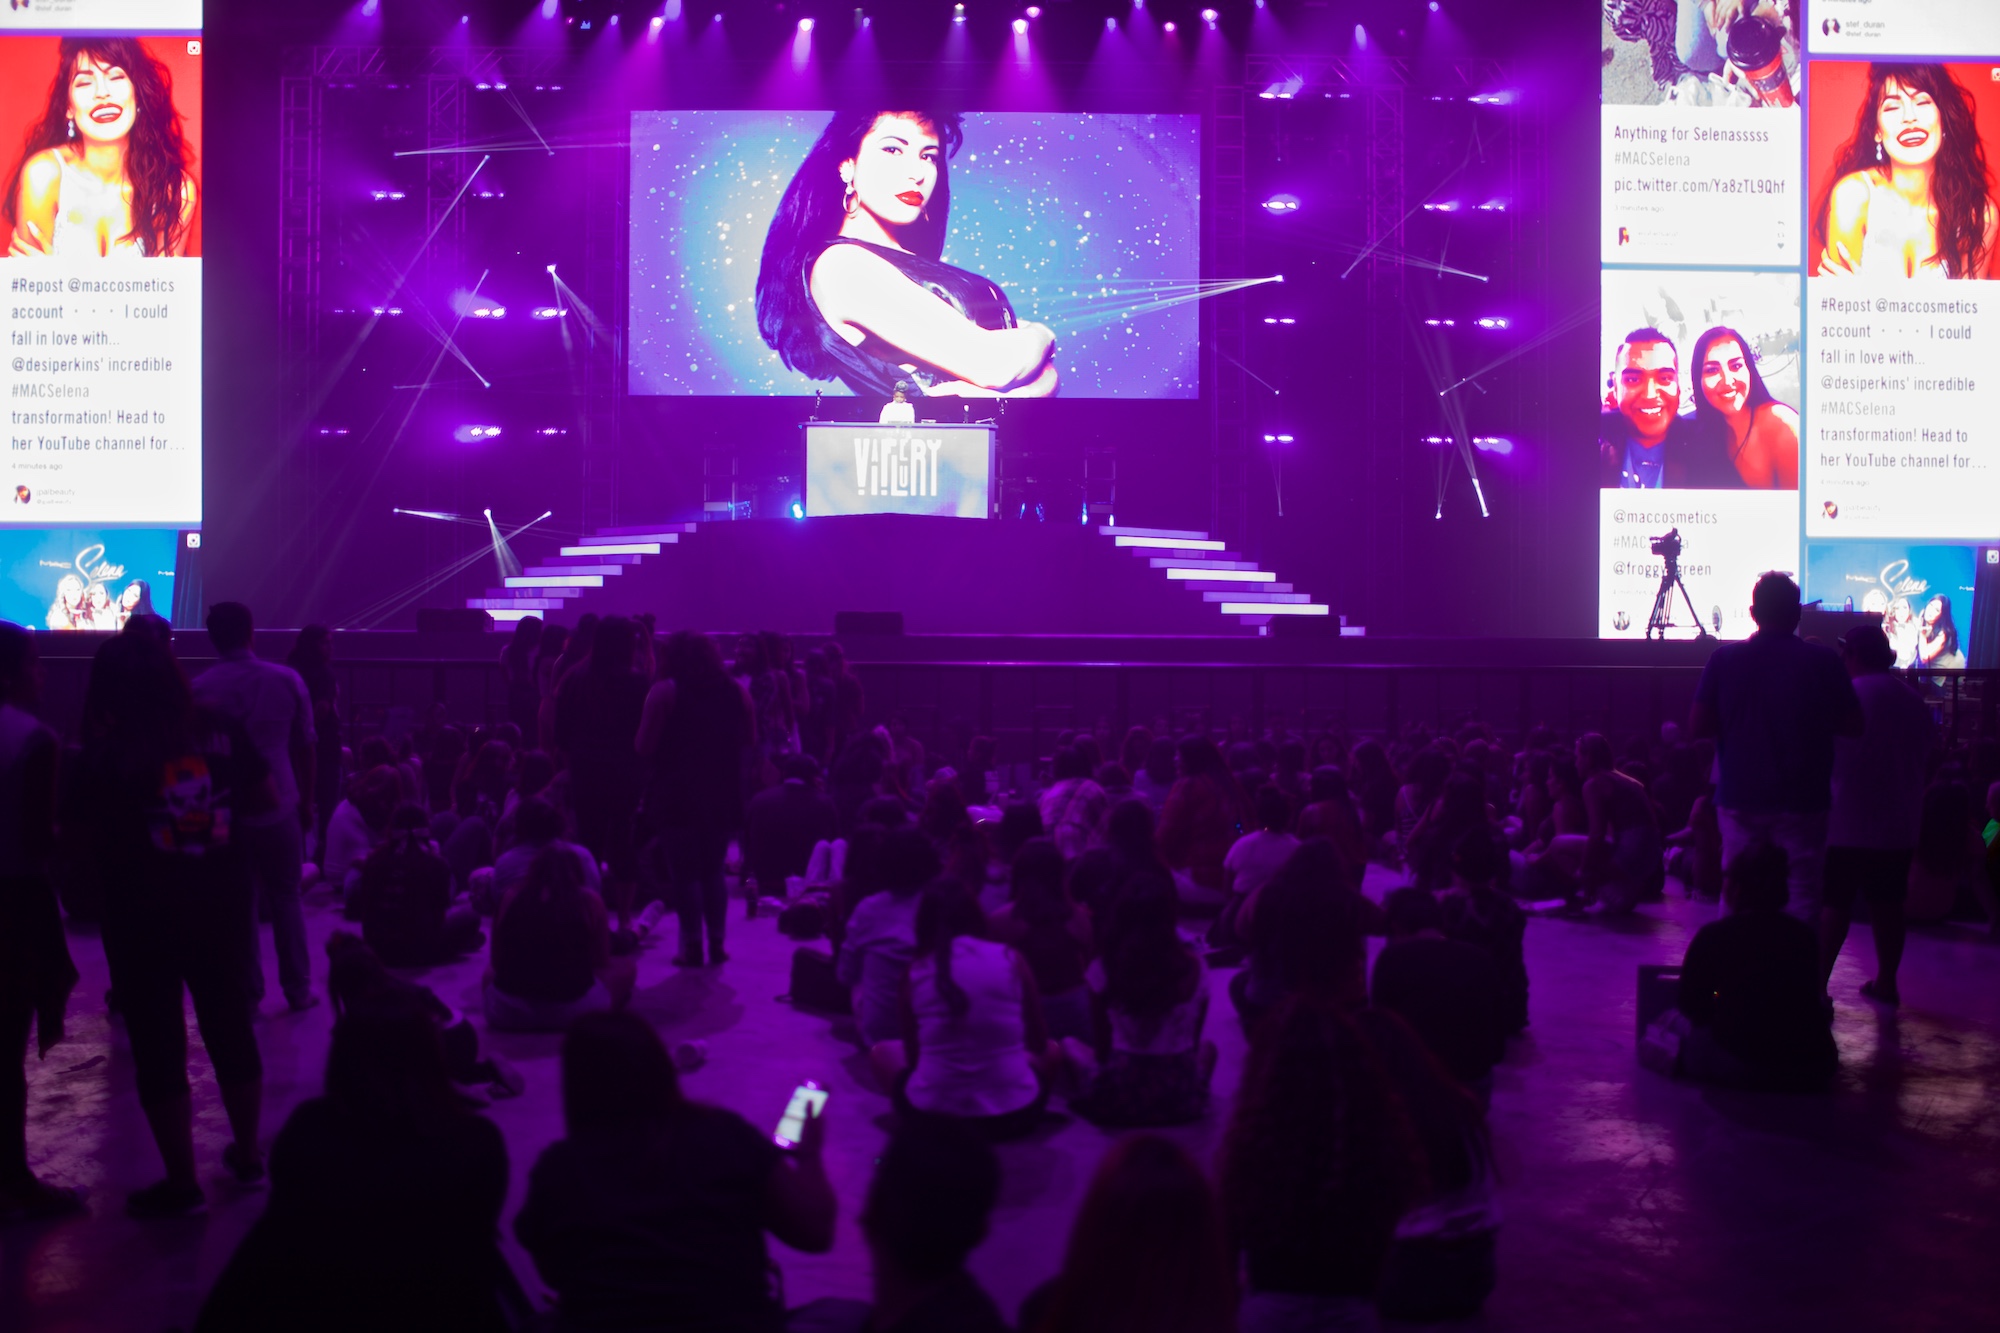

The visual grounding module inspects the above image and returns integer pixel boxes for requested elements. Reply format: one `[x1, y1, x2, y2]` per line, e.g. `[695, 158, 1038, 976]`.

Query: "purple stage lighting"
[1013, 18, 1027, 35]
[1106, 16, 1117, 30]
[369, 189, 406, 201]
[453, 425, 502, 443]
[361, 0, 379, 16]
[666, 0, 683, 18]
[1476, 201, 1508, 212]
[1262, 317, 1297, 325]
[1262, 434, 1296, 444]
[1422, 201, 1459, 212]
[536, 427, 568, 436]
[1355, 24, 1367, 46]
[531, 306, 566, 320]
[954, 3, 965, 21]
[1429, 1, 1440, 10]
[541, 0, 558, 16]
[1474, 437, 1514, 455]
[1475, 317, 1510, 330]
[1260, 194, 1300, 214]
[790, 500, 806, 520]
[798, 17, 813, 31]
[1163, 21, 1175, 33]
[1026, 5, 1041, 16]
[608, 13, 619, 24]
[1201, 8, 1217, 24]
[1424, 318, 1456, 327]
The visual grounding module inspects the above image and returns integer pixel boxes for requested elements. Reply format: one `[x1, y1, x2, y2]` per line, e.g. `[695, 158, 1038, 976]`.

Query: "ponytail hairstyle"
[755, 110, 964, 381]
[914, 880, 989, 1019]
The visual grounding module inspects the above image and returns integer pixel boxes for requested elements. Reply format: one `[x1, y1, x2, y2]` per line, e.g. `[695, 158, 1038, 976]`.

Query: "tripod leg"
[1675, 575, 1708, 637]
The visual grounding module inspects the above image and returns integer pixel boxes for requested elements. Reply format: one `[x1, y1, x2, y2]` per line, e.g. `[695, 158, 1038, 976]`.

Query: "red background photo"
[0, 35, 202, 257]
[1807, 60, 2000, 277]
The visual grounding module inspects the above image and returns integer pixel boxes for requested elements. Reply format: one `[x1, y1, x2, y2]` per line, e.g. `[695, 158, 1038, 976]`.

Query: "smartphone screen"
[774, 1081, 828, 1149]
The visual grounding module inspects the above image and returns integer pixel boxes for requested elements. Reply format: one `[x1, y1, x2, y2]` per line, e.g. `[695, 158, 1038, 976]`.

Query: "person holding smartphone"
[516, 1013, 836, 1332]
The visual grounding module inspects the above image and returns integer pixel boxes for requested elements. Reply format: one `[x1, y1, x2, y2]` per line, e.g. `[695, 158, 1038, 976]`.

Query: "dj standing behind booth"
[880, 382, 917, 425]
[756, 111, 1058, 399]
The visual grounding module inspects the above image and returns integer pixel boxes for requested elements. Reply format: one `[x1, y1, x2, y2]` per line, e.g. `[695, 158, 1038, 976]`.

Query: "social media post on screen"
[1599, 268, 1801, 492]
[0, 34, 203, 526]
[0, 524, 177, 631]
[0, 2, 202, 34]
[1599, 491, 1800, 641]
[1808, 0, 2000, 60]
[628, 110, 1199, 399]
[1804, 539, 1977, 668]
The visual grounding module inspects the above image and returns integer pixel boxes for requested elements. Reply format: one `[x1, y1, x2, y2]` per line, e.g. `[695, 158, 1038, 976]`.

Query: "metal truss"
[1209, 83, 1248, 549]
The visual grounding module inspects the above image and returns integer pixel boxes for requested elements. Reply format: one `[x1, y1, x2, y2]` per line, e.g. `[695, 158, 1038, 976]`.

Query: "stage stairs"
[466, 520, 1356, 634]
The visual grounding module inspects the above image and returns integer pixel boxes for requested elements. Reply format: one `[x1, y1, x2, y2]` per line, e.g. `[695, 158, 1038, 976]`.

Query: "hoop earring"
[66, 115, 75, 141]
[842, 183, 857, 215]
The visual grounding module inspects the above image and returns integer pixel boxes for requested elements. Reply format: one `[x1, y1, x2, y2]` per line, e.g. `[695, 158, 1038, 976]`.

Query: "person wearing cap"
[1822, 623, 1935, 1006]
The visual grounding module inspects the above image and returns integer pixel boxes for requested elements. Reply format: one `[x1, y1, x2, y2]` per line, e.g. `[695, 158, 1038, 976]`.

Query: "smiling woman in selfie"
[5, 37, 196, 259]
[755, 109, 1058, 400]
[1815, 63, 1997, 280]
[1689, 324, 1798, 490]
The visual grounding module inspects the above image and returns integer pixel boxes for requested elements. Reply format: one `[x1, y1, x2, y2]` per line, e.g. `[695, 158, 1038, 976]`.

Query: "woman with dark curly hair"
[1816, 63, 1998, 279]
[755, 110, 1057, 399]
[6, 38, 196, 258]
[1689, 324, 1798, 489]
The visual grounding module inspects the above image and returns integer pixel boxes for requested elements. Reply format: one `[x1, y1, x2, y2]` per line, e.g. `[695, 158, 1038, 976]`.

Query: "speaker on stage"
[835, 611, 904, 636]
[416, 608, 494, 634]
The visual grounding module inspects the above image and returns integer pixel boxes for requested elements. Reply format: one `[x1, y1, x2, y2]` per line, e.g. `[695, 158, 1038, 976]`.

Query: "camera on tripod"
[1643, 527, 1707, 641]
[1650, 528, 1682, 565]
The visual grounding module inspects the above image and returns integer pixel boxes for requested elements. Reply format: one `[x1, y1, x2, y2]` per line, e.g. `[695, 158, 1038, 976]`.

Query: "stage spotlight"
[1163, 21, 1175, 32]
[666, 0, 683, 17]
[798, 16, 813, 30]
[483, 508, 492, 518]
[1262, 434, 1296, 444]
[1201, 8, 1217, 24]
[1355, 24, 1367, 46]
[1424, 318, 1457, 327]
[1429, 1, 1440, 10]
[1476, 201, 1509, 212]
[608, 12, 619, 24]
[361, 0, 379, 15]
[790, 501, 806, 520]
[1422, 201, 1460, 212]
[1473, 437, 1514, 454]
[369, 189, 406, 201]
[1026, 5, 1040, 15]
[650, 15, 664, 34]
[460, 14, 469, 23]
[1476, 317, 1510, 330]
[1013, 18, 1027, 35]
[1260, 194, 1300, 214]
[531, 306, 566, 320]
[1106, 16, 1117, 29]
[954, 3, 965, 21]
[453, 425, 502, 442]
[1262, 317, 1297, 325]
[541, 0, 557, 16]
[536, 427, 568, 436]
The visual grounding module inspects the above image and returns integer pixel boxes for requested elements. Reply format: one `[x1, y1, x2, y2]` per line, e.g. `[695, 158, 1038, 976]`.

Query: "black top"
[1678, 908, 1838, 1085]
[556, 668, 651, 800]
[743, 780, 840, 892]
[195, 1097, 513, 1333]
[648, 675, 754, 831]
[352, 838, 456, 967]
[1695, 631, 1859, 813]
[1370, 935, 1507, 1088]
[1598, 409, 1741, 490]
[807, 238, 1019, 398]
[515, 1104, 786, 1333]
[492, 884, 603, 1004]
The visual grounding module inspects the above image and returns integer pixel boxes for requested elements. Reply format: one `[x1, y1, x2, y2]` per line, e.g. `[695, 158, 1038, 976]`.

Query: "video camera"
[1650, 528, 1682, 567]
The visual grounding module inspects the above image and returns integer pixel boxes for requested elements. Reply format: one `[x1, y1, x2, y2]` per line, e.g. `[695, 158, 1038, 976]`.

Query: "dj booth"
[802, 422, 997, 520]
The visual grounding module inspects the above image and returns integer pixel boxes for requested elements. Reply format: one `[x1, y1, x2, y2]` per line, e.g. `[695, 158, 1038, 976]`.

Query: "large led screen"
[0, 3, 202, 627]
[630, 110, 1200, 399]
[1597, 0, 2000, 649]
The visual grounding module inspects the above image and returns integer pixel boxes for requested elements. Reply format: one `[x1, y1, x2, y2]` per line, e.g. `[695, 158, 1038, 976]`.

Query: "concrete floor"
[6, 870, 1999, 1333]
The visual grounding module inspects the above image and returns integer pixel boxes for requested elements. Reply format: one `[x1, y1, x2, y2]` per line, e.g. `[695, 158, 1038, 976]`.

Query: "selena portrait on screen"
[755, 110, 1059, 400]
[3, 36, 197, 259]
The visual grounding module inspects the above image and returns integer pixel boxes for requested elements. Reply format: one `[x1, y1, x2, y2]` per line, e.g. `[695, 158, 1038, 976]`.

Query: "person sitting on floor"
[838, 830, 941, 1049]
[1214, 785, 1301, 953]
[322, 764, 400, 898]
[347, 805, 484, 967]
[194, 995, 519, 1332]
[484, 846, 635, 1033]
[1062, 876, 1217, 1128]
[1371, 887, 1506, 1096]
[1673, 841, 1839, 1092]
[1158, 738, 1256, 909]
[788, 1119, 1009, 1333]
[1439, 827, 1530, 1036]
[871, 882, 1055, 1142]
[1039, 746, 1110, 861]
[1018, 1135, 1237, 1333]
[1294, 766, 1368, 892]
[489, 796, 600, 911]
[743, 754, 840, 901]
[987, 837, 1095, 1044]
[514, 1011, 835, 1333]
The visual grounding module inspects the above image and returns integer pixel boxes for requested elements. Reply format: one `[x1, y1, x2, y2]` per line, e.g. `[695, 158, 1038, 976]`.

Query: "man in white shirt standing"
[1823, 623, 1935, 1007]
[191, 603, 318, 1012]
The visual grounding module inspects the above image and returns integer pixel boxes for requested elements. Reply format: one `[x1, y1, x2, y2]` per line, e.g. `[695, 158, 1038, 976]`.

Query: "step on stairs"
[1099, 525, 1362, 633]
[467, 524, 697, 623]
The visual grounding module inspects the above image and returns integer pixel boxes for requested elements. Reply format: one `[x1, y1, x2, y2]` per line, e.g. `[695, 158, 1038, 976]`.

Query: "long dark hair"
[1815, 64, 1994, 279]
[1100, 879, 1200, 1037]
[1924, 594, 1960, 658]
[83, 630, 194, 772]
[914, 880, 989, 1020]
[5, 38, 193, 257]
[1220, 994, 1427, 1289]
[1688, 325, 1778, 459]
[562, 1011, 684, 1136]
[1032, 1135, 1237, 1333]
[755, 110, 964, 381]
[325, 995, 468, 1133]
[1009, 837, 1072, 928]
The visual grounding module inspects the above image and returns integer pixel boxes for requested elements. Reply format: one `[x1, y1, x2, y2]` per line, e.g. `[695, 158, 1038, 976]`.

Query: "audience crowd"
[3, 572, 1996, 1329]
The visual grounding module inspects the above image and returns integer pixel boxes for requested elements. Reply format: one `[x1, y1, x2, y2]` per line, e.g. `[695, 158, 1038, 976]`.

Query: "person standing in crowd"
[743, 754, 840, 900]
[0, 623, 83, 1220]
[1823, 625, 1935, 1006]
[554, 616, 650, 923]
[284, 624, 342, 856]
[192, 602, 319, 1012]
[74, 632, 270, 1217]
[639, 630, 755, 967]
[1691, 573, 1862, 948]
[499, 615, 544, 742]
